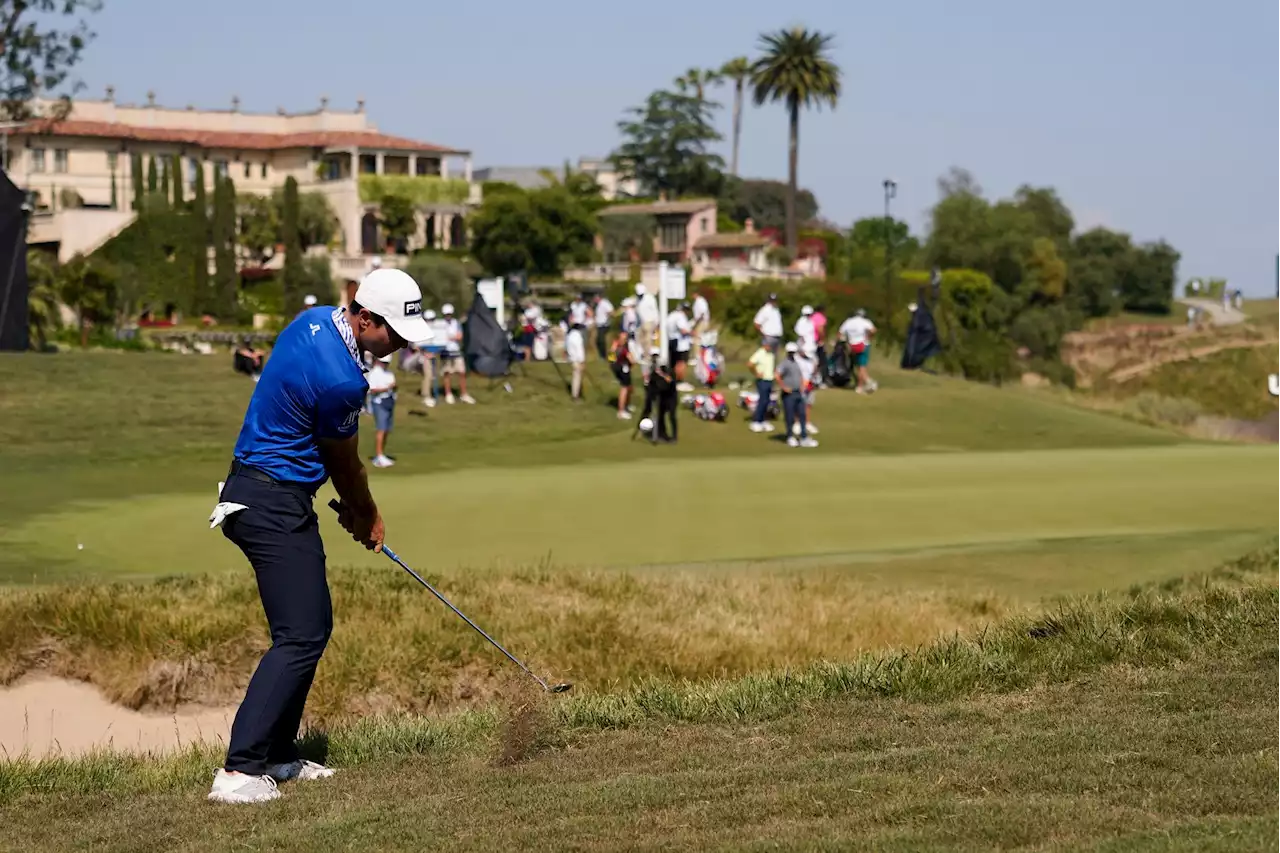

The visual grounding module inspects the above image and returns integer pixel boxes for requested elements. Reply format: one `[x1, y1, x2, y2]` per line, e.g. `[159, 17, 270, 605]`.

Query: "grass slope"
[1111, 344, 1279, 420]
[1, 548, 1275, 851]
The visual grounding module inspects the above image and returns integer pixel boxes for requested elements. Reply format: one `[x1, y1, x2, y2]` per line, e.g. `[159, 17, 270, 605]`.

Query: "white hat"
[784, 342, 799, 353]
[303, 294, 317, 307]
[635, 284, 646, 295]
[441, 303, 455, 315]
[650, 346, 662, 356]
[370, 257, 383, 269]
[423, 309, 437, 320]
[621, 296, 636, 307]
[801, 305, 813, 315]
[353, 268, 432, 344]
[377, 354, 393, 364]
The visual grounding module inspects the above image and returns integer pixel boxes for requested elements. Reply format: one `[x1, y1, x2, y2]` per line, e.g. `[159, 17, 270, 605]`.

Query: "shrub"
[405, 253, 473, 312]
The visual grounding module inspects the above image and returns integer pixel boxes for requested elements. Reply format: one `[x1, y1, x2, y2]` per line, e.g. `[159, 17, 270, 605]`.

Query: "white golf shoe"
[266, 759, 337, 783]
[207, 769, 280, 804]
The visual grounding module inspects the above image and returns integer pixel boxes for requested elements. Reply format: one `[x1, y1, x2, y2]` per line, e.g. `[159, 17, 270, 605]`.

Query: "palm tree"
[675, 67, 721, 103]
[25, 249, 60, 350]
[750, 27, 842, 253]
[719, 57, 751, 177]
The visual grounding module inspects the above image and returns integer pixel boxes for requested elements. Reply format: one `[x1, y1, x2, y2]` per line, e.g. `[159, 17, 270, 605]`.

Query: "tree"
[130, 153, 144, 211]
[159, 156, 170, 201]
[109, 169, 117, 210]
[718, 56, 751, 177]
[146, 156, 158, 193]
[1122, 240, 1179, 314]
[404, 254, 472, 311]
[1021, 237, 1067, 302]
[750, 26, 842, 253]
[378, 192, 416, 251]
[0, 0, 100, 121]
[211, 174, 238, 319]
[718, 177, 819, 231]
[171, 154, 184, 208]
[469, 184, 596, 276]
[610, 88, 725, 198]
[237, 192, 278, 259]
[56, 252, 117, 347]
[281, 176, 305, 316]
[190, 164, 210, 315]
[25, 249, 59, 349]
[675, 66, 720, 102]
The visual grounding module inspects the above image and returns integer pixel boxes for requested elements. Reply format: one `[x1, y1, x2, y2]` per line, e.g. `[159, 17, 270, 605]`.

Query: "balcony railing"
[357, 174, 473, 206]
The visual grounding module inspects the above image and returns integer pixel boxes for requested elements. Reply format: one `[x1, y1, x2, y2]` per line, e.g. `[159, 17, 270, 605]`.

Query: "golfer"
[206, 268, 431, 805]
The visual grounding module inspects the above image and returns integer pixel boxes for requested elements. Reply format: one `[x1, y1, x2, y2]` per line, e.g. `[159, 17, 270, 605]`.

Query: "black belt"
[228, 460, 317, 496]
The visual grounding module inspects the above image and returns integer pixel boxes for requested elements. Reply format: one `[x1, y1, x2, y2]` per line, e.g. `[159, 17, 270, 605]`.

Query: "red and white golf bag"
[684, 391, 729, 421]
[694, 330, 723, 388]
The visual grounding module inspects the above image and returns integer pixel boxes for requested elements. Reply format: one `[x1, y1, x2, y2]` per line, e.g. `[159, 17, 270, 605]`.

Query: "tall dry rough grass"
[0, 564, 1014, 724]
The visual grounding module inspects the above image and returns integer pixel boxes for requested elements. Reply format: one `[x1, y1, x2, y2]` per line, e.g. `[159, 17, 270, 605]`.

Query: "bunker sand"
[0, 676, 235, 758]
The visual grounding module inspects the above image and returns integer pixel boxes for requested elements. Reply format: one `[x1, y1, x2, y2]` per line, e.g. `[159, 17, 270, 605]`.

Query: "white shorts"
[565, 330, 586, 364]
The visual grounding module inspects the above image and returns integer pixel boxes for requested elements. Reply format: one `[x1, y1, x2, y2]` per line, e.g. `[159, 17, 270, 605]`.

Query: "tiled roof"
[597, 198, 716, 216]
[18, 119, 461, 153]
[694, 231, 771, 249]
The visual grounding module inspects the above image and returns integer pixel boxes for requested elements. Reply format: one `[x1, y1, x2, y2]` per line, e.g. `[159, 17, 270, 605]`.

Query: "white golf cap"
[370, 257, 383, 269]
[785, 342, 799, 353]
[377, 354, 393, 363]
[354, 268, 432, 344]
[441, 303, 454, 315]
[650, 346, 662, 356]
[635, 284, 646, 295]
[303, 294, 317, 306]
[423, 309, 437, 320]
[801, 305, 813, 315]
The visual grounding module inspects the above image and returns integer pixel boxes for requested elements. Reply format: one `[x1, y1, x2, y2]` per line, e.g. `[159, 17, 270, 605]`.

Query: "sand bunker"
[0, 676, 236, 759]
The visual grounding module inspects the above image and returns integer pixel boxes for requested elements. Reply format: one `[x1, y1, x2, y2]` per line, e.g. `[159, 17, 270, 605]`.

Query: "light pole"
[883, 178, 897, 324]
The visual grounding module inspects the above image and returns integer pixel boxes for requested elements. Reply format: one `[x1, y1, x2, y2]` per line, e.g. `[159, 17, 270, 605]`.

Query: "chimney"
[356, 98, 366, 113]
[277, 106, 287, 116]
[744, 217, 755, 233]
[230, 95, 240, 112]
[105, 85, 115, 103]
[319, 95, 329, 111]
[146, 90, 156, 107]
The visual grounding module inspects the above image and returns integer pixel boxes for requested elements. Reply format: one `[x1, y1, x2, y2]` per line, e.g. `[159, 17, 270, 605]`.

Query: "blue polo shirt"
[232, 306, 368, 486]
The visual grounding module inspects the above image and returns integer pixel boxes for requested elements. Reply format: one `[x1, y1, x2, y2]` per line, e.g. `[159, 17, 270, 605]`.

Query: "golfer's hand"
[349, 507, 384, 553]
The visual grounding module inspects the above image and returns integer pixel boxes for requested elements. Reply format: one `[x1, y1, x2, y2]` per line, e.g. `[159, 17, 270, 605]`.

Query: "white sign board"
[662, 267, 686, 300]
[476, 277, 505, 328]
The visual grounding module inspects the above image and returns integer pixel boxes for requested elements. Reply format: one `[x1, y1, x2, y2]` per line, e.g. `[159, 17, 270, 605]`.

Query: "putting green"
[2, 443, 1273, 583]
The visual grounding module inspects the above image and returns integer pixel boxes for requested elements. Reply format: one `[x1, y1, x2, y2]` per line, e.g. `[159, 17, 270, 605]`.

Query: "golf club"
[327, 499, 572, 695]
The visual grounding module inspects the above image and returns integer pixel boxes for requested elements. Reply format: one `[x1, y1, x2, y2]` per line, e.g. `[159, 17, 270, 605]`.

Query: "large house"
[5, 89, 480, 290]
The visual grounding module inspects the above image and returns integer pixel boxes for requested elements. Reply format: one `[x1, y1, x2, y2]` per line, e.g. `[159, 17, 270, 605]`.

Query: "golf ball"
[77, 543, 84, 550]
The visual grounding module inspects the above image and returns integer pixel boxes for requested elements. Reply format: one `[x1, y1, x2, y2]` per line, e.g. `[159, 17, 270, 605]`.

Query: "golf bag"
[737, 388, 780, 419]
[682, 391, 728, 421]
[694, 329, 724, 387]
[827, 340, 852, 388]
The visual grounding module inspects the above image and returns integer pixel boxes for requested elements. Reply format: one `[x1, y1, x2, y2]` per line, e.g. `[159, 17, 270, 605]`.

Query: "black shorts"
[614, 365, 632, 387]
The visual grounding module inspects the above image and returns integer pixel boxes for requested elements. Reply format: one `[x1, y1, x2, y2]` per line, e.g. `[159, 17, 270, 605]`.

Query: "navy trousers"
[219, 472, 332, 775]
[783, 391, 807, 439]
[753, 379, 774, 423]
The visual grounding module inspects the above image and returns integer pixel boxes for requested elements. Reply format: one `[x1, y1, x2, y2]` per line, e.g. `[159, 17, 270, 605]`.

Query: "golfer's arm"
[319, 436, 377, 516]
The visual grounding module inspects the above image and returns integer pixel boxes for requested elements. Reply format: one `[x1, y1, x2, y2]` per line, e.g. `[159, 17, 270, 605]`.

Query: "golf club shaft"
[327, 500, 551, 691]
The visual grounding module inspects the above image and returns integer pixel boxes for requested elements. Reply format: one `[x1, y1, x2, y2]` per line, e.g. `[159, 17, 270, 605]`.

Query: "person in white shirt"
[567, 293, 590, 329]
[794, 305, 817, 359]
[636, 284, 659, 350]
[691, 292, 711, 355]
[439, 303, 476, 404]
[753, 293, 783, 346]
[564, 318, 587, 401]
[664, 301, 694, 380]
[794, 348, 819, 435]
[592, 293, 615, 359]
[366, 354, 397, 468]
[838, 308, 878, 394]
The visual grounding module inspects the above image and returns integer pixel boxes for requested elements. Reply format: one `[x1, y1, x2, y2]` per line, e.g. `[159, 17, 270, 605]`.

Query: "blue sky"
[76, 0, 1277, 294]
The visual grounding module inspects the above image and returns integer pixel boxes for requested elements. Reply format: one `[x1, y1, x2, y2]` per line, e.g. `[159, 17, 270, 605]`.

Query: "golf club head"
[549, 682, 573, 694]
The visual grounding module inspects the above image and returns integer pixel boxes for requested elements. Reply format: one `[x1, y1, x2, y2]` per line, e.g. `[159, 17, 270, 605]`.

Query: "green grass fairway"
[2, 444, 1273, 585]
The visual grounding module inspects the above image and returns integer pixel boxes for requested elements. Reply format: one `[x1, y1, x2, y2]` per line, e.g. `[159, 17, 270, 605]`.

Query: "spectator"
[593, 292, 615, 359]
[838, 308, 878, 394]
[610, 330, 634, 419]
[811, 303, 829, 386]
[692, 290, 711, 355]
[366, 354, 397, 468]
[795, 346, 819, 435]
[753, 292, 783, 346]
[639, 348, 677, 443]
[664, 300, 693, 381]
[778, 343, 818, 448]
[565, 318, 587, 402]
[419, 308, 439, 408]
[636, 284, 660, 350]
[568, 292, 590, 330]
[233, 336, 265, 382]
[747, 341, 777, 433]
[794, 305, 817, 359]
[439, 303, 475, 404]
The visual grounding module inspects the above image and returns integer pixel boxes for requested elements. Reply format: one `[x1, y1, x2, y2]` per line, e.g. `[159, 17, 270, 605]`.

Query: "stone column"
[440, 158, 449, 180]
[409, 154, 418, 176]
[463, 156, 472, 183]
[375, 151, 385, 175]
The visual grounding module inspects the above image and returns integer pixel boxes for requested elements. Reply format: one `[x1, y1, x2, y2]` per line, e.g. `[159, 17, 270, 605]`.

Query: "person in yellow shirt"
[747, 342, 776, 433]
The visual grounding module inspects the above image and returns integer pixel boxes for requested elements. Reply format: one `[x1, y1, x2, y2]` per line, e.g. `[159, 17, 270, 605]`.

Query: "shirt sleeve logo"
[342, 408, 360, 429]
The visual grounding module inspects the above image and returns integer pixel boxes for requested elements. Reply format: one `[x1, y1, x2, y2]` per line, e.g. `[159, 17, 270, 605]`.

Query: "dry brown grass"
[0, 564, 1018, 726]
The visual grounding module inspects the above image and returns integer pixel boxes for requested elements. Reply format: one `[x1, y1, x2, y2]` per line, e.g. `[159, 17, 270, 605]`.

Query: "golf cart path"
[0, 676, 235, 759]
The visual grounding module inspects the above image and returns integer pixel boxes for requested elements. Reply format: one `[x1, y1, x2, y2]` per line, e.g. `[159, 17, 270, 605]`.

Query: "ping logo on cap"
[404, 299, 422, 317]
